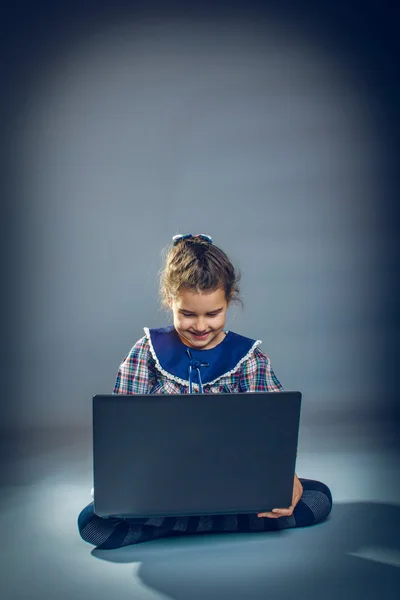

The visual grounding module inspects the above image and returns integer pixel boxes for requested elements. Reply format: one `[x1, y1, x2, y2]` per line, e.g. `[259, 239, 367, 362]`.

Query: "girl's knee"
[77, 502, 96, 538]
[77, 502, 132, 549]
[300, 478, 332, 503]
[299, 478, 333, 523]
[316, 481, 333, 515]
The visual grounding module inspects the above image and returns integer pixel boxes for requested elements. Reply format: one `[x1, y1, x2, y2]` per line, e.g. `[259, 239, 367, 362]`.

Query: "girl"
[78, 234, 332, 549]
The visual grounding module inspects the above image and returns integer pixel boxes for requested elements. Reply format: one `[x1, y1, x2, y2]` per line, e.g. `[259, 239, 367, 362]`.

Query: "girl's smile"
[189, 331, 212, 342]
[168, 287, 229, 350]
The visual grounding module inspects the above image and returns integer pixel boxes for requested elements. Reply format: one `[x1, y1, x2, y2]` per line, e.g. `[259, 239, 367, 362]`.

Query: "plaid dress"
[113, 326, 283, 395]
[79, 326, 333, 549]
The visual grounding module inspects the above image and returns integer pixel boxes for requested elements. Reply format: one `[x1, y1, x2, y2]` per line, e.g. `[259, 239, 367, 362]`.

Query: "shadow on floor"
[90, 502, 400, 600]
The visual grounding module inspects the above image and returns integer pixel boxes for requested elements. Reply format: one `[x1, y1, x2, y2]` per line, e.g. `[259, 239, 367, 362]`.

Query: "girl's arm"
[238, 347, 283, 393]
[113, 336, 156, 394]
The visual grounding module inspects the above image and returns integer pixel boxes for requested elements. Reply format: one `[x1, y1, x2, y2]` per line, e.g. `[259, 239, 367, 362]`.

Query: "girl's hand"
[257, 473, 303, 518]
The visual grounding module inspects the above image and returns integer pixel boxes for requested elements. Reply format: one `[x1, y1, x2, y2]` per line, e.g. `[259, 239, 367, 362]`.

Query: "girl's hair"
[160, 237, 241, 306]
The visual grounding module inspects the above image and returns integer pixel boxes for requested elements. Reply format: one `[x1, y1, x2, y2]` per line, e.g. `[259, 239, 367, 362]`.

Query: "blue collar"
[145, 325, 260, 389]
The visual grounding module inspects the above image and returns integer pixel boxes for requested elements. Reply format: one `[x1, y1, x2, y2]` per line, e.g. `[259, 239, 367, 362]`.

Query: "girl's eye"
[181, 312, 218, 317]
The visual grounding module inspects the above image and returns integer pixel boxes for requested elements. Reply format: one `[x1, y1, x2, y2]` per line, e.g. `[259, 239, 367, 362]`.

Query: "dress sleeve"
[113, 336, 156, 394]
[239, 347, 283, 392]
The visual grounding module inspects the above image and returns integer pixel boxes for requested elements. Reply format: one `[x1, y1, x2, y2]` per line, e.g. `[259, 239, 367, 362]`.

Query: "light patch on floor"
[348, 547, 400, 568]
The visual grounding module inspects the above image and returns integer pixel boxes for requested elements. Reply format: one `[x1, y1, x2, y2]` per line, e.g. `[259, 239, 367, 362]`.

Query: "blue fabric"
[148, 326, 258, 386]
[186, 348, 209, 393]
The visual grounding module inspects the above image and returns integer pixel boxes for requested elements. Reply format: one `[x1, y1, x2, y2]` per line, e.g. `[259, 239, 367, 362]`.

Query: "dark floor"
[1, 418, 399, 600]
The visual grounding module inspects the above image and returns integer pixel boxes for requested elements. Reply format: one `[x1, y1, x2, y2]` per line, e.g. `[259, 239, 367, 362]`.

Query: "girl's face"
[168, 287, 229, 350]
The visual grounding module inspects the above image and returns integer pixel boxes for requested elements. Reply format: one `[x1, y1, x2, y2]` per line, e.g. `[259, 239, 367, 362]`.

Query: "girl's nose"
[195, 318, 205, 331]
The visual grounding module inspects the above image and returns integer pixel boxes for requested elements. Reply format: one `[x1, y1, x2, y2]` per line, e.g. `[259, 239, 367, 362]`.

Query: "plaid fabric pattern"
[78, 330, 334, 549]
[113, 336, 156, 394]
[113, 334, 283, 395]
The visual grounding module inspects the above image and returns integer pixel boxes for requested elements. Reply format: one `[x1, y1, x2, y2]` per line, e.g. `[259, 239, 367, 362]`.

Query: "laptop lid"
[92, 391, 302, 518]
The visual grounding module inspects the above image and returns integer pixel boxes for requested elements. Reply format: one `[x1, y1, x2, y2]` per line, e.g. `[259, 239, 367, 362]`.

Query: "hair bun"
[172, 234, 213, 246]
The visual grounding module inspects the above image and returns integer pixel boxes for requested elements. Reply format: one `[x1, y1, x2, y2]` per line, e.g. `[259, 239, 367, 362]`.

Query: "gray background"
[1, 2, 400, 600]
[2, 0, 398, 434]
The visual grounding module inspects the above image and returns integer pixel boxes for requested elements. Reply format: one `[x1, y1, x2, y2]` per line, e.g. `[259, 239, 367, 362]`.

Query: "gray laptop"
[92, 392, 302, 518]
